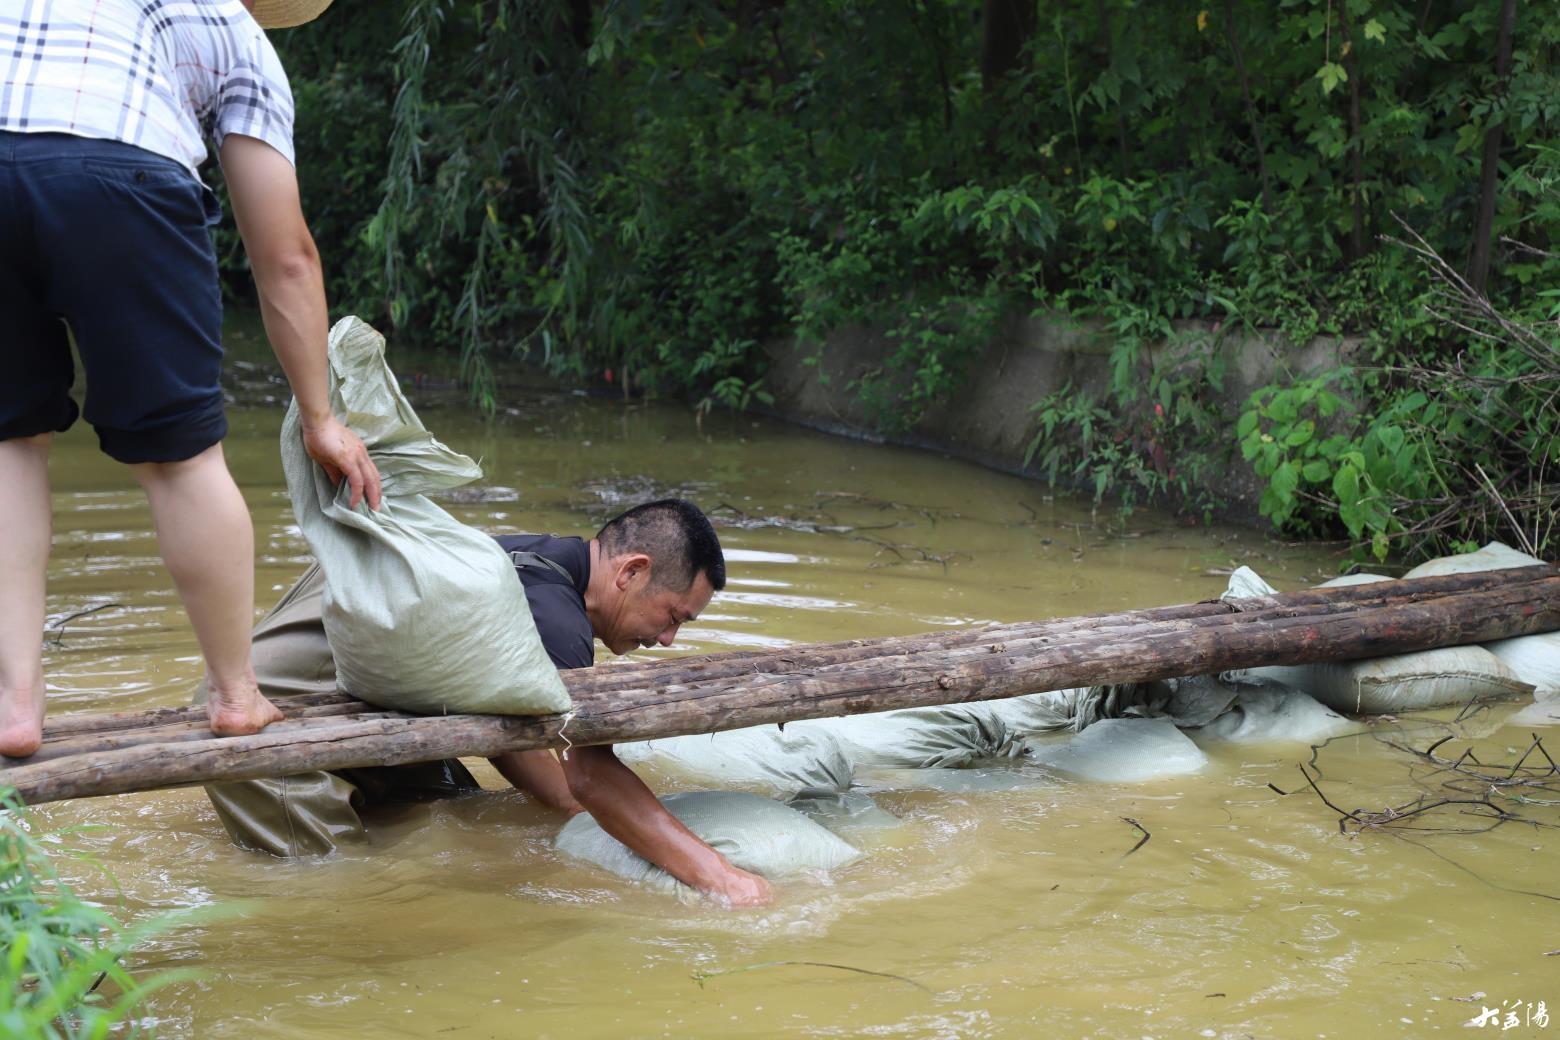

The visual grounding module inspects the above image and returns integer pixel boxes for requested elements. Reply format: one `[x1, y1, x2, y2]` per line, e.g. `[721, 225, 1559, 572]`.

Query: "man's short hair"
[596, 499, 726, 591]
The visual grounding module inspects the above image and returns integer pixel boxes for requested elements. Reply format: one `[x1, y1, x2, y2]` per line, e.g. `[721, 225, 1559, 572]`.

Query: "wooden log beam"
[4, 567, 1557, 805]
[37, 566, 1548, 738]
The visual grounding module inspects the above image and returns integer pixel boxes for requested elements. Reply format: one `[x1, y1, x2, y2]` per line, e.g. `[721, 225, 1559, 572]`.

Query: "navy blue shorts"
[0, 131, 228, 464]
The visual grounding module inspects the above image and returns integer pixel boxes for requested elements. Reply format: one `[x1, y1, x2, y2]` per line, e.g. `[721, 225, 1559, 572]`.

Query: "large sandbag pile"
[620, 704, 1027, 798]
[555, 792, 862, 895]
[281, 317, 570, 717]
[619, 674, 1355, 802]
[1225, 567, 1533, 714]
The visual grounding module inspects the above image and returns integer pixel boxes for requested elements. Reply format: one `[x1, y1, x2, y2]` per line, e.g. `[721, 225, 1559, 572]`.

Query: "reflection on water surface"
[27, 372, 1556, 1039]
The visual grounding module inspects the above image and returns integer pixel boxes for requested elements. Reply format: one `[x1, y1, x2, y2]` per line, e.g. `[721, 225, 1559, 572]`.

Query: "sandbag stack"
[1226, 545, 1556, 714]
[566, 544, 1556, 896]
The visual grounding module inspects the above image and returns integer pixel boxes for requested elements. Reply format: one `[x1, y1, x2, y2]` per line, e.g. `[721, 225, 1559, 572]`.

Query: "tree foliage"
[258, 0, 1559, 557]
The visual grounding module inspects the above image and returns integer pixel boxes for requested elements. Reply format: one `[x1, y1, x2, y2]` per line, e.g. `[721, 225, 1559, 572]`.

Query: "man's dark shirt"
[493, 534, 594, 670]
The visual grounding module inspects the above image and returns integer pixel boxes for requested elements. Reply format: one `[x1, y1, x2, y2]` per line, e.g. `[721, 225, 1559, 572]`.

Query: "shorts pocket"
[81, 155, 198, 192]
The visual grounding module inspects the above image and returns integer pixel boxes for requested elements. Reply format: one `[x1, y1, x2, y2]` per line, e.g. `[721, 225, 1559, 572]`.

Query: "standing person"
[0, 0, 382, 759]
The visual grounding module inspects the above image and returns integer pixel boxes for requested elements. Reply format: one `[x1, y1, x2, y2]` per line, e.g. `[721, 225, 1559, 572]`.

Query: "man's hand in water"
[704, 864, 773, 908]
[554, 745, 775, 909]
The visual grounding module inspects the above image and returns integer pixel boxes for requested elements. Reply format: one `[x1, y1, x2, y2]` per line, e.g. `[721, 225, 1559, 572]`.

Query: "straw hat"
[249, 0, 335, 28]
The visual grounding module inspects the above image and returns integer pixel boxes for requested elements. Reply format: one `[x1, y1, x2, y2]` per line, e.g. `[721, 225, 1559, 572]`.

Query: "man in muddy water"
[201, 499, 773, 908]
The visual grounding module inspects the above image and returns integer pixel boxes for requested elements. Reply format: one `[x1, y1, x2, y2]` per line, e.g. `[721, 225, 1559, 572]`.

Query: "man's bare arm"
[489, 749, 580, 814]
[559, 745, 772, 907]
[220, 134, 381, 510]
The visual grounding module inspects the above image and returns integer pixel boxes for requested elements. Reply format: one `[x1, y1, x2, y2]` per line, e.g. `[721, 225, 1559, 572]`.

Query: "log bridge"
[4, 565, 1557, 805]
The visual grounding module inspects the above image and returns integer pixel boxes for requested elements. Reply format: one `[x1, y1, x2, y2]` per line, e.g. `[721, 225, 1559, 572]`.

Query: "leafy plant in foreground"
[1, 789, 192, 1039]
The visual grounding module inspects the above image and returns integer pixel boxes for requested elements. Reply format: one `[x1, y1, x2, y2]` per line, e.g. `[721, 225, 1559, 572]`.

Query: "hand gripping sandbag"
[280, 316, 570, 716]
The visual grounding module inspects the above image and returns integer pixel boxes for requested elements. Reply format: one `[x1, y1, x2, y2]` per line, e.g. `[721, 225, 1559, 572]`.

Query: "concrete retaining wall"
[759, 311, 1355, 521]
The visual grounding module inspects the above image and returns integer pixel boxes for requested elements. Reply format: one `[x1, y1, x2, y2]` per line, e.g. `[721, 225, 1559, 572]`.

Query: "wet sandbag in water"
[615, 731, 904, 840]
[786, 789, 906, 838]
[615, 725, 855, 797]
[791, 704, 1023, 770]
[555, 792, 862, 895]
[1224, 568, 1532, 714]
[967, 682, 1173, 739]
[1404, 542, 1560, 700]
[280, 316, 570, 716]
[1022, 717, 1209, 782]
[1157, 674, 1357, 745]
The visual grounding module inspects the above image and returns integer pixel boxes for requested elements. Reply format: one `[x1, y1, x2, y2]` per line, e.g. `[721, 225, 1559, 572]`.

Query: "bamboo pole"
[4, 567, 1557, 805]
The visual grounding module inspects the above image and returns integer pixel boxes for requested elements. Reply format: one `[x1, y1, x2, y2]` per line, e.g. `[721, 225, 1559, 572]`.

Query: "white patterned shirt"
[0, 0, 295, 175]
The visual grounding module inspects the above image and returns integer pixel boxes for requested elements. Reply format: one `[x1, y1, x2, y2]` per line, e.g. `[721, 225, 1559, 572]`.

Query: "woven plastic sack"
[1229, 570, 1532, 713]
[786, 789, 905, 837]
[964, 685, 1171, 735]
[1402, 541, 1545, 577]
[1023, 717, 1209, 782]
[555, 792, 861, 895]
[280, 316, 570, 716]
[1162, 674, 1357, 745]
[616, 726, 854, 796]
[1404, 543, 1560, 699]
[790, 704, 1022, 770]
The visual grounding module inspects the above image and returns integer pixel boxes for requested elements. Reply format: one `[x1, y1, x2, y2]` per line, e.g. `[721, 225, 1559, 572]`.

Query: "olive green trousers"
[198, 564, 478, 857]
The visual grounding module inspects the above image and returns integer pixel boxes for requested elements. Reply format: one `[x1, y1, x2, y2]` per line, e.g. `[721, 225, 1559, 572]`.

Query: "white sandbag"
[1485, 637, 1560, 701]
[555, 792, 861, 894]
[967, 685, 1167, 735]
[615, 726, 854, 796]
[1221, 565, 1278, 600]
[1253, 646, 1530, 714]
[1317, 573, 1394, 587]
[1403, 541, 1546, 577]
[1022, 717, 1208, 782]
[1404, 542, 1560, 698]
[1228, 569, 1535, 713]
[965, 690, 1086, 734]
[1171, 675, 1357, 745]
[281, 317, 569, 717]
[786, 790, 906, 838]
[1510, 701, 1560, 727]
[791, 705, 1022, 769]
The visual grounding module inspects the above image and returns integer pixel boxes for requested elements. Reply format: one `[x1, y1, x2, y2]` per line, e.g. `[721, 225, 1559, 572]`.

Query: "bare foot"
[0, 681, 46, 759]
[205, 679, 285, 737]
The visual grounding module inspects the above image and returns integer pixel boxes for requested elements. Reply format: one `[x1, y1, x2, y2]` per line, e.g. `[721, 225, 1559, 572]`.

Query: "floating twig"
[1120, 816, 1151, 857]
[45, 603, 122, 649]
[691, 960, 932, 993]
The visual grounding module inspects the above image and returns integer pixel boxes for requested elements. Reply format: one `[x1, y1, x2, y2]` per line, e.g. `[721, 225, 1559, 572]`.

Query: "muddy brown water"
[24, 354, 1557, 1039]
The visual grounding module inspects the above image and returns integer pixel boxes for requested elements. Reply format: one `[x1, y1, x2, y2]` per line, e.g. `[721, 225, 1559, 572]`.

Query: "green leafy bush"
[1, 789, 192, 1039]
